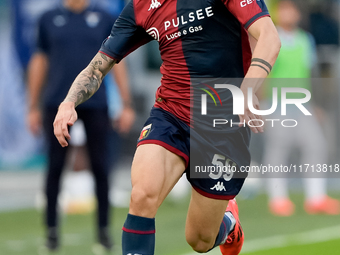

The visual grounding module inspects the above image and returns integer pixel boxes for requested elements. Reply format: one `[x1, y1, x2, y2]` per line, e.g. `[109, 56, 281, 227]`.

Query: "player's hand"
[53, 102, 78, 147]
[239, 89, 264, 134]
[114, 106, 135, 134]
[27, 107, 42, 136]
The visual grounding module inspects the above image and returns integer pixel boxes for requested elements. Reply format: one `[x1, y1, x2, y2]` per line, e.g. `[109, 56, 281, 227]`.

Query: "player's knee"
[129, 186, 159, 217]
[186, 233, 214, 253]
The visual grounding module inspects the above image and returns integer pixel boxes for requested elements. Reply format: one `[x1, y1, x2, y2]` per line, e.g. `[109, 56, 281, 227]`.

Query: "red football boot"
[220, 199, 244, 255]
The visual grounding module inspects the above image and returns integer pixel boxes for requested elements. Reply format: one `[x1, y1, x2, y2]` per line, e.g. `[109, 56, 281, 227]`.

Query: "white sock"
[226, 211, 236, 232]
[221, 211, 236, 244]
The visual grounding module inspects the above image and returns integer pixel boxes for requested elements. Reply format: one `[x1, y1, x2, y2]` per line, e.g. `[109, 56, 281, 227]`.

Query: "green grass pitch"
[1, 193, 340, 255]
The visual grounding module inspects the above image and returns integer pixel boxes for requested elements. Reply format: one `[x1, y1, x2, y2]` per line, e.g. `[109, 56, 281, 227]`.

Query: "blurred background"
[0, 0, 340, 254]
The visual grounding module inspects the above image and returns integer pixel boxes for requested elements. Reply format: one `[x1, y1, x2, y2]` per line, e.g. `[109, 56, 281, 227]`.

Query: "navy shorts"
[137, 107, 251, 200]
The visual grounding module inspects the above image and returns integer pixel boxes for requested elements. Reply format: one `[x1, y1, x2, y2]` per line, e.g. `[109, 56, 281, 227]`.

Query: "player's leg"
[122, 143, 186, 255]
[43, 107, 69, 250]
[185, 126, 249, 254]
[82, 108, 113, 248]
[185, 188, 229, 252]
[185, 189, 243, 254]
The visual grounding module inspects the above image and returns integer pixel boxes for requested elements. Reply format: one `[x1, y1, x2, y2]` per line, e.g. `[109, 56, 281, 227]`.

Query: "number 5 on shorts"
[209, 154, 236, 181]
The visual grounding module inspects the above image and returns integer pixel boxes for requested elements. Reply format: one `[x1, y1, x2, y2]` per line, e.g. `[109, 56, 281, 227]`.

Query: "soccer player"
[27, 0, 134, 251]
[53, 0, 281, 254]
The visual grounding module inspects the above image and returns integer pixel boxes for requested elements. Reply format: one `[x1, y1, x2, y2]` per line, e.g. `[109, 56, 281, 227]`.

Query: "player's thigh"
[185, 188, 228, 243]
[129, 143, 186, 217]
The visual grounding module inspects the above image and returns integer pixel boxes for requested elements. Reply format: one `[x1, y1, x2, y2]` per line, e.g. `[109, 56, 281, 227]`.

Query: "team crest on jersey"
[139, 124, 152, 140]
[146, 27, 160, 41]
[148, 0, 161, 11]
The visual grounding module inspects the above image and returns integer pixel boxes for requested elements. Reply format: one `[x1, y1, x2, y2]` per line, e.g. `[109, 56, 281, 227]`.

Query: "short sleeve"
[99, 0, 152, 63]
[222, 0, 270, 29]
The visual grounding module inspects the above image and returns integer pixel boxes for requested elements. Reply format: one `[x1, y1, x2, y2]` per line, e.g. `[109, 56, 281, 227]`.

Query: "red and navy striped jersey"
[100, 0, 269, 124]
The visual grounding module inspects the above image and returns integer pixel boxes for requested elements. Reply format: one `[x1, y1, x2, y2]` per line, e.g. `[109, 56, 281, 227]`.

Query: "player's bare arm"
[239, 17, 281, 133]
[247, 17, 281, 82]
[54, 52, 116, 147]
[64, 52, 115, 106]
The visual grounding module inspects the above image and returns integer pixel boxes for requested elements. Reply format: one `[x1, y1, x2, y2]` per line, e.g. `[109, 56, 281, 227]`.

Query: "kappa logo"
[139, 124, 152, 140]
[146, 27, 160, 41]
[148, 0, 161, 11]
[210, 181, 226, 191]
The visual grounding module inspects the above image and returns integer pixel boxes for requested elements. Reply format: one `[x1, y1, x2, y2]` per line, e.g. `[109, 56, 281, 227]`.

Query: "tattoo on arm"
[250, 64, 270, 75]
[64, 53, 116, 106]
[251, 58, 272, 72]
[100, 53, 109, 62]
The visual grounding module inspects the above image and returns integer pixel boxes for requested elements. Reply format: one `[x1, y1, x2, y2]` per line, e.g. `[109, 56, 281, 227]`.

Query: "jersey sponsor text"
[164, 6, 214, 31]
[240, 0, 256, 8]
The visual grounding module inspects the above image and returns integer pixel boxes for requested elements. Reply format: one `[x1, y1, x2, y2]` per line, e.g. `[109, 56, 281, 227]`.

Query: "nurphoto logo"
[200, 84, 312, 128]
